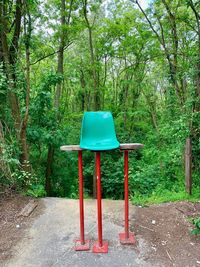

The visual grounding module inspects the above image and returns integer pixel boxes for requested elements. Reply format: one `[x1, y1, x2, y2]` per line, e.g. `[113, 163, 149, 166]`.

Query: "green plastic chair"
[80, 111, 120, 151]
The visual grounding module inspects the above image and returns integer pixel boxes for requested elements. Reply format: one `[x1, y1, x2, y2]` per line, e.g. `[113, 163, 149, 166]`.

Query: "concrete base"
[6, 199, 151, 267]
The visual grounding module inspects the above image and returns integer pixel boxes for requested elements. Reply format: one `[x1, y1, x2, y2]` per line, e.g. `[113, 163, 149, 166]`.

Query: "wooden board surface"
[60, 145, 83, 151]
[120, 143, 144, 150]
[18, 200, 38, 217]
[60, 143, 144, 151]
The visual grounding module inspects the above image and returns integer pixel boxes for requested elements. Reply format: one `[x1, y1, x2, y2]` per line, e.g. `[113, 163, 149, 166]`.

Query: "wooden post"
[185, 138, 192, 195]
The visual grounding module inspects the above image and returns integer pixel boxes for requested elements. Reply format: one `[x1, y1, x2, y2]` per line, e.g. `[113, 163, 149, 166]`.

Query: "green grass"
[131, 188, 200, 206]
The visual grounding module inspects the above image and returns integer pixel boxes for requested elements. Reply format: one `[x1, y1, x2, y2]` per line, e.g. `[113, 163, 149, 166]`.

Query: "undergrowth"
[131, 187, 200, 206]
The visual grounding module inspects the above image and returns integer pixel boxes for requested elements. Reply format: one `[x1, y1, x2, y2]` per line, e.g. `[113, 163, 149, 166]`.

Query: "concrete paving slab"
[4, 198, 152, 267]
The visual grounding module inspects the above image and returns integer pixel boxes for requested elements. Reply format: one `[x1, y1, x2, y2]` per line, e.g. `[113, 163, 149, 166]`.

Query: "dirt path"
[134, 201, 200, 267]
[1, 196, 200, 267]
[0, 194, 41, 263]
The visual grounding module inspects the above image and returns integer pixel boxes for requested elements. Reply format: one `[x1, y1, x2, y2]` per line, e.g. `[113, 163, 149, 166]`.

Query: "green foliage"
[0, 135, 20, 187]
[1, 0, 200, 205]
[190, 218, 200, 236]
[26, 184, 47, 198]
[101, 154, 124, 199]
[0, 65, 7, 97]
[131, 188, 200, 206]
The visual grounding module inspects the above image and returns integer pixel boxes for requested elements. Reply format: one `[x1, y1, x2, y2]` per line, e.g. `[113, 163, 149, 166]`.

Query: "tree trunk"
[135, 0, 185, 107]
[83, 0, 100, 111]
[0, 121, 12, 182]
[45, 0, 73, 196]
[0, 0, 31, 177]
[45, 145, 54, 196]
[185, 138, 192, 195]
[188, 0, 200, 111]
[20, 1, 32, 174]
[80, 69, 86, 110]
[54, 0, 66, 110]
[83, 0, 100, 198]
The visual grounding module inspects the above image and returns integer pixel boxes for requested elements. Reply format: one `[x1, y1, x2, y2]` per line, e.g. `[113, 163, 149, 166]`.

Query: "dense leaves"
[0, 0, 200, 202]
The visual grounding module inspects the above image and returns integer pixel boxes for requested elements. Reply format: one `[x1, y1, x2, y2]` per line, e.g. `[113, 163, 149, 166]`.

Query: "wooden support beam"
[120, 143, 144, 150]
[60, 143, 144, 152]
[60, 145, 83, 151]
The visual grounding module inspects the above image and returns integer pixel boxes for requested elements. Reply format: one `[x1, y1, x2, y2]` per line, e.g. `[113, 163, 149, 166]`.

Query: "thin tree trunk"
[83, 0, 100, 111]
[45, 0, 73, 196]
[45, 144, 54, 196]
[188, 0, 200, 111]
[187, 0, 200, 177]
[80, 68, 86, 110]
[20, 1, 32, 173]
[82, 0, 100, 198]
[185, 138, 192, 195]
[134, 0, 184, 106]
[0, 121, 12, 181]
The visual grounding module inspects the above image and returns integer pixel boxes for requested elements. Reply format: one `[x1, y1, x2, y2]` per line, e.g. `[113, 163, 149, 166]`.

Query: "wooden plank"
[185, 138, 192, 195]
[120, 143, 144, 150]
[18, 200, 38, 217]
[60, 145, 83, 151]
[60, 143, 144, 151]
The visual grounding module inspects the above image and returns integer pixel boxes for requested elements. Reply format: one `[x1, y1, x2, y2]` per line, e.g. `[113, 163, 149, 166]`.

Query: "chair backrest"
[80, 111, 119, 151]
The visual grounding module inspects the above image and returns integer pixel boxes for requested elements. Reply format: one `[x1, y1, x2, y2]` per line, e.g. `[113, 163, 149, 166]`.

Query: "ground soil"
[0, 193, 200, 267]
[134, 201, 200, 267]
[0, 191, 41, 264]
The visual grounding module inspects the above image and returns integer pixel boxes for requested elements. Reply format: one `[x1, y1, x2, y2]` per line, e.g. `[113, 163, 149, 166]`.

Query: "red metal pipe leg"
[119, 150, 135, 245]
[78, 150, 85, 244]
[96, 152, 103, 247]
[124, 150, 129, 239]
[74, 151, 90, 251]
[92, 152, 108, 253]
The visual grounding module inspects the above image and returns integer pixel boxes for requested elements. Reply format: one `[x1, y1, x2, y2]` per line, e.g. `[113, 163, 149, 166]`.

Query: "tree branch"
[30, 42, 73, 66]
[130, 0, 163, 46]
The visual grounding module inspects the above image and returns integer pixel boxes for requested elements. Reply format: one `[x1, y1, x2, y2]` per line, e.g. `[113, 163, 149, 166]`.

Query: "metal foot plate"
[74, 240, 90, 251]
[119, 232, 135, 244]
[92, 240, 108, 253]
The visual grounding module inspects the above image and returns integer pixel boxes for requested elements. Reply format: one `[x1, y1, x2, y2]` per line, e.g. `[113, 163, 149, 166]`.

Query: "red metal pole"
[92, 152, 108, 253]
[96, 152, 103, 247]
[78, 151, 85, 244]
[124, 150, 129, 239]
[74, 151, 90, 251]
[119, 150, 135, 244]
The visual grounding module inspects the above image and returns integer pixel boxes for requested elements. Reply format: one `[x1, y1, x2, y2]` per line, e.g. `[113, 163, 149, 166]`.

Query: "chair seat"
[80, 111, 120, 151]
[80, 139, 120, 151]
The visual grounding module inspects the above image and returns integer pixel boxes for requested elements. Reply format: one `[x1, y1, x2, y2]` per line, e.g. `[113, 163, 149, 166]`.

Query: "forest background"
[0, 0, 200, 204]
